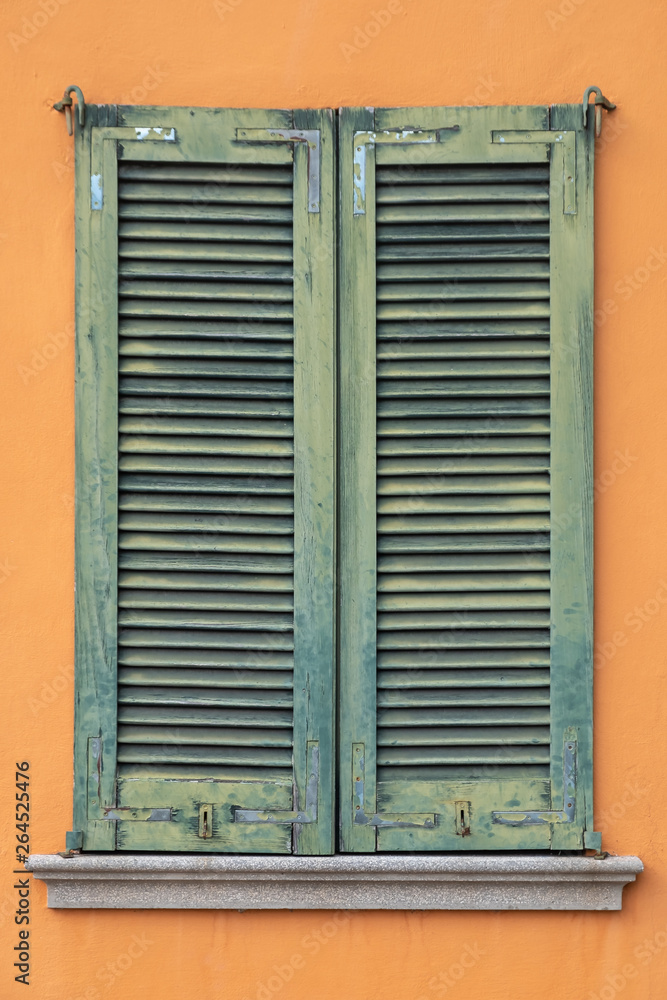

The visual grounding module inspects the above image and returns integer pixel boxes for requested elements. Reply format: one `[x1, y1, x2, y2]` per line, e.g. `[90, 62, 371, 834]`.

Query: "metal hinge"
[87, 737, 175, 824]
[492, 733, 578, 826]
[236, 128, 321, 212]
[491, 127, 577, 214]
[352, 127, 456, 215]
[234, 741, 319, 825]
[353, 744, 436, 829]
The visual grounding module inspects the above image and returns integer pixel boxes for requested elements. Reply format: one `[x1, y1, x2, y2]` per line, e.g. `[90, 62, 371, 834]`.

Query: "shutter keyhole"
[198, 803, 213, 839]
[455, 800, 471, 837]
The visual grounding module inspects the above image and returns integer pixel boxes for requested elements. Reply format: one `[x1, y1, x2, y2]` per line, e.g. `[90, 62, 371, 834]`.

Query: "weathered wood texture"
[338, 105, 594, 851]
[75, 107, 335, 853]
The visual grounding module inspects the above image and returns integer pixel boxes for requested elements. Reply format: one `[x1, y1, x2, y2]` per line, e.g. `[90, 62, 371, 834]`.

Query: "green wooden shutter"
[339, 105, 596, 851]
[73, 106, 335, 854]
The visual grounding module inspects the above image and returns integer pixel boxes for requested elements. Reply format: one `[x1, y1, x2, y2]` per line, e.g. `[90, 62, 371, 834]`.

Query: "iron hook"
[53, 85, 86, 136]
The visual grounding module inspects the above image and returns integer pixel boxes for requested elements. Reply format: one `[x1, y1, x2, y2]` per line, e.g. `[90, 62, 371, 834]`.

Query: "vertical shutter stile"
[339, 106, 594, 851]
[74, 107, 335, 853]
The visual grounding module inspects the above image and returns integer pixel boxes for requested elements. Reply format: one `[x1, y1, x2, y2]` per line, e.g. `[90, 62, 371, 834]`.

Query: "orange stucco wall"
[2, 0, 666, 997]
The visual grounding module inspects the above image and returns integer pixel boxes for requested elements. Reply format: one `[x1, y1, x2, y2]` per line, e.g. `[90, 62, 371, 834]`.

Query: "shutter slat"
[376, 628, 550, 649]
[119, 435, 293, 456]
[119, 359, 292, 378]
[119, 627, 294, 649]
[119, 512, 293, 534]
[120, 396, 294, 417]
[377, 261, 549, 281]
[119, 667, 293, 686]
[377, 358, 549, 376]
[379, 721, 549, 738]
[119, 609, 294, 631]
[378, 415, 549, 435]
[119, 474, 292, 494]
[119, 260, 293, 281]
[118, 163, 294, 184]
[120, 318, 294, 340]
[119, 570, 293, 591]
[118, 551, 293, 573]
[377, 338, 549, 358]
[379, 667, 549, 687]
[378, 648, 549, 666]
[376, 182, 549, 203]
[119, 648, 293, 668]
[378, 397, 550, 416]
[116, 686, 293, 707]
[117, 746, 292, 767]
[378, 435, 550, 455]
[377, 204, 549, 223]
[120, 340, 293, 359]
[119, 239, 294, 263]
[120, 203, 293, 223]
[119, 703, 292, 726]
[377, 225, 549, 245]
[377, 378, 549, 396]
[377, 532, 550, 553]
[378, 592, 549, 611]
[119, 494, 293, 514]
[119, 300, 293, 321]
[376, 165, 549, 185]
[377, 747, 550, 766]
[378, 552, 549, 572]
[378, 572, 549, 592]
[377, 688, 549, 707]
[119, 221, 293, 243]
[119, 456, 293, 476]
[119, 377, 293, 399]
[119, 415, 293, 435]
[377, 611, 550, 630]
[378, 474, 549, 493]
[377, 321, 550, 340]
[378, 494, 550, 512]
[120, 180, 292, 203]
[119, 589, 293, 612]
[377, 302, 550, 320]
[119, 279, 293, 300]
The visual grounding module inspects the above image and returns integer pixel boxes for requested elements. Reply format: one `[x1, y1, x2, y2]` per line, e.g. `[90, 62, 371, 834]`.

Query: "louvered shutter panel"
[339, 105, 595, 851]
[73, 106, 335, 853]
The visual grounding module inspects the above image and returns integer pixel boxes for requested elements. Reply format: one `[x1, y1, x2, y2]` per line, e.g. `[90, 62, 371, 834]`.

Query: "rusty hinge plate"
[234, 741, 319, 825]
[87, 737, 175, 824]
[352, 744, 436, 829]
[491, 128, 577, 214]
[492, 734, 578, 827]
[236, 128, 320, 212]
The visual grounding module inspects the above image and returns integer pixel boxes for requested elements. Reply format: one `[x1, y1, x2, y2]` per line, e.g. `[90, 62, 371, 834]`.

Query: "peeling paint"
[90, 173, 102, 210]
[352, 129, 441, 215]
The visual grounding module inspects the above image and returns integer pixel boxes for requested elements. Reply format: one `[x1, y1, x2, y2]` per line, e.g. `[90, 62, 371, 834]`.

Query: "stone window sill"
[26, 854, 643, 910]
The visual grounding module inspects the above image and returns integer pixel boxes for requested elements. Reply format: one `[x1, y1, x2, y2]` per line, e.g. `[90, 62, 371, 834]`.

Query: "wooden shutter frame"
[338, 104, 596, 852]
[71, 105, 336, 854]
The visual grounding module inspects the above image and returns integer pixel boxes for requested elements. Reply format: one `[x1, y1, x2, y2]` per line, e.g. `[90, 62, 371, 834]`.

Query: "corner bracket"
[236, 127, 321, 212]
[493, 735, 578, 826]
[234, 742, 319, 825]
[352, 744, 436, 829]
